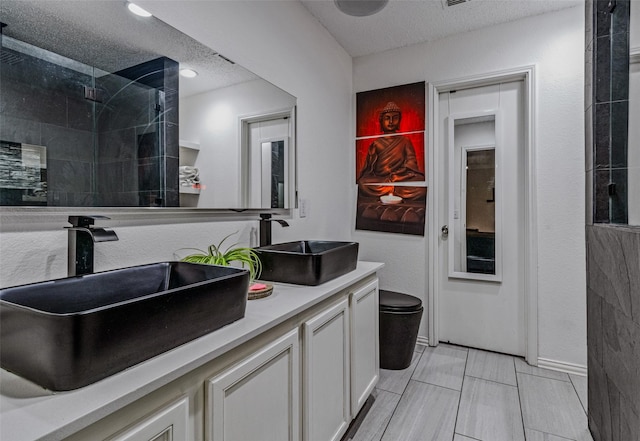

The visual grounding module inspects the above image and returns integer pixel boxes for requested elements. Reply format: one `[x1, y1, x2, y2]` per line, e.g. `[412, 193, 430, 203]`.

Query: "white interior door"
[437, 81, 525, 356]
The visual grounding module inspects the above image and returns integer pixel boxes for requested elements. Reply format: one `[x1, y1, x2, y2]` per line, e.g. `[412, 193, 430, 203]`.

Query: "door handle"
[441, 225, 449, 237]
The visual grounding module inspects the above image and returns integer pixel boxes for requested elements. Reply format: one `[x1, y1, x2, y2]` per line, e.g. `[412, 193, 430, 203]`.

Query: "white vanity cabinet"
[349, 279, 379, 416]
[1, 264, 383, 441]
[107, 397, 190, 441]
[206, 329, 300, 441]
[303, 298, 351, 441]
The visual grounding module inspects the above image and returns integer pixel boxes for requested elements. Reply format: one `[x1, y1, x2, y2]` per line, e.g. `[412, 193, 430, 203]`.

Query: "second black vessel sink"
[254, 240, 358, 286]
[0, 262, 249, 391]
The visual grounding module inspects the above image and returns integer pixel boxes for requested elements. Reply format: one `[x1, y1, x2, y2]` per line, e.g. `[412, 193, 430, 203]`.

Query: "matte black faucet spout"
[259, 213, 289, 247]
[66, 215, 118, 276]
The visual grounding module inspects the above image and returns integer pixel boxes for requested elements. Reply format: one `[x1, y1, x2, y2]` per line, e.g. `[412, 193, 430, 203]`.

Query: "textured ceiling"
[300, 0, 583, 58]
[0, 0, 259, 99]
[0, 0, 583, 97]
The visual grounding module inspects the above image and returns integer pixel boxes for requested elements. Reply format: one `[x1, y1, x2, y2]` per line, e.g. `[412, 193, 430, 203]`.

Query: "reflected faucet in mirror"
[259, 213, 289, 247]
[66, 215, 119, 276]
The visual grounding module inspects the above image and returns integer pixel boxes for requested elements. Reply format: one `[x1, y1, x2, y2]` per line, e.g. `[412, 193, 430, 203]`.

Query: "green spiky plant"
[179, 232, 262, 282]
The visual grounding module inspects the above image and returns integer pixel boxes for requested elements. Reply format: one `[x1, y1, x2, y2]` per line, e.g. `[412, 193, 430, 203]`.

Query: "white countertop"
[0, 261, 383, 441]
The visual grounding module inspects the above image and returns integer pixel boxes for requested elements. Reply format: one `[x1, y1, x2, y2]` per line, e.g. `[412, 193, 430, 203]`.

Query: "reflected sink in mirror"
[0, 262, 249, 391]
[255, 241, 359, 286]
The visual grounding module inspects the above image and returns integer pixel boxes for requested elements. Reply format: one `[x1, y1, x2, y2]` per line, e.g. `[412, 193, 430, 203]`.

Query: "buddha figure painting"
[355, 82, 427, 235]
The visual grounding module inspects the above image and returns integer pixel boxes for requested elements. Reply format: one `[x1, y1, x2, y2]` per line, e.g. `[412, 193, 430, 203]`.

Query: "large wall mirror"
[0, 1, 296, 210]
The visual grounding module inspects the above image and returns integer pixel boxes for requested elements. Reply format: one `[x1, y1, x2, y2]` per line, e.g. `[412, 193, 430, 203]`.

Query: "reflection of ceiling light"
[127, 3, 152, 17]
[334, 0, 388, 17]
[180, 68, 198, 78]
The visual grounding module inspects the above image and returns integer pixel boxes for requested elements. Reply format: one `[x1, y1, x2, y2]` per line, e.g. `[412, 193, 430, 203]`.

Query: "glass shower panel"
[0, 34, 97, 206]
[0, 33, 169, 207]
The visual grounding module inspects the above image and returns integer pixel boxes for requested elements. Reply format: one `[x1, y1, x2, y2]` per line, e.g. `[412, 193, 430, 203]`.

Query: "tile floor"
[345, 343, 592, 441]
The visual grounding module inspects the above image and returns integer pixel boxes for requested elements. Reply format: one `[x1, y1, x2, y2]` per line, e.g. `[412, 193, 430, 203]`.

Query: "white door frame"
[427, 65, 538, 365]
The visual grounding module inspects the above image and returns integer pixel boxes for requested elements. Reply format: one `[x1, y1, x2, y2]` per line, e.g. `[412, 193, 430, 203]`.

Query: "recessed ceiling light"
[127, 2, 152, 18]
[334, 0, 388, 17]
[180, 68, 198, 78]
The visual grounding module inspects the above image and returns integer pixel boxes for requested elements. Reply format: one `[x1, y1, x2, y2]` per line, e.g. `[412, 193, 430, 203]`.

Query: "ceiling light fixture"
[179, 68, 198, 78]
[334, 0, 388, 17]
[127, 2, 152, 18]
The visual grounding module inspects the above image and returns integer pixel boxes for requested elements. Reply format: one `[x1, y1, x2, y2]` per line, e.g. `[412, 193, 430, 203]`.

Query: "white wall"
[353, 6, 587, 366]
[180, 79, 295, 208]
[0, 1, 353, 287]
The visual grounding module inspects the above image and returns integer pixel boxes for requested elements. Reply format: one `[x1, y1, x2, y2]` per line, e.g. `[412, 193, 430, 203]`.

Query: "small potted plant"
[179, 232, 262, 282]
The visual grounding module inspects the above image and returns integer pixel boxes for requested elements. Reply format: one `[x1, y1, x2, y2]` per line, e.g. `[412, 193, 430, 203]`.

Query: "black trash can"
[379, 290, 423, 370]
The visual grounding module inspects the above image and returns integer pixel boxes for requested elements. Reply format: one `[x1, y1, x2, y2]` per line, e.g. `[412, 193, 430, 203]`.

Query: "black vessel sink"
[255, 241, 359, 286]
[0, 262, 249, 391]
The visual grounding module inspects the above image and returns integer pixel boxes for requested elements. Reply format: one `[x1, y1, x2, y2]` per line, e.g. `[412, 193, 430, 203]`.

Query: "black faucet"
[259, 213, 289, 247]
[66, 215, 119, 276]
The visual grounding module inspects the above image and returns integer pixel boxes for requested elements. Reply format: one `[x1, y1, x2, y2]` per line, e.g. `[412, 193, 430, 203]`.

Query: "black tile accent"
[595, 0, 613, 37]
[595, 35, 611, 103]
[594, 103, 610, 168]
[610, 101, 628, 168]
[609, 168, 628, 224]
[594, 169, 611, 222]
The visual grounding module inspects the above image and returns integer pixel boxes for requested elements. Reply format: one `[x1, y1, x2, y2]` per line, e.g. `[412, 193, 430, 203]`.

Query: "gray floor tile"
[453, 434, 480, 441]
[351, 389, 401, 441]
[525, 428, 576, 440]
[412, 344, 468, 391]
[377, 352, 421, 395]
[514, 358, 570, 382]
[414, 343, 426, 353]
[518, 373, 590, 441]
[465, 348, 517, 386]
[569, 374, 588, 414]
[455, 376, 525, 441]
[381, 380, 459, 441]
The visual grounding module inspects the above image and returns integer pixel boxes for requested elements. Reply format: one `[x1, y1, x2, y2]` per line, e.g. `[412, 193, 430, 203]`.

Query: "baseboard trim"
[537, 357, 587, 377]
[416, 336, 429, 348]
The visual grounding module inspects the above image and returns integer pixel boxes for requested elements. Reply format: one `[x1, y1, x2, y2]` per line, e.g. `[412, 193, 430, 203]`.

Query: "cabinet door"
[108, 397, 189, 441]
[303, 298, 350, 441]
[350, 279, 379, 415]
[207, 329, 299, 441]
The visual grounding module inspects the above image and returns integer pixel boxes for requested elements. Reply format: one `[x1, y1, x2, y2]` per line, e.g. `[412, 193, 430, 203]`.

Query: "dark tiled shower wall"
[585, 2, 640, 440]
[0, 47, 179, 207]
[586, 0, 630, 224]
[586, 225, 640, 440]
[0, 47, 95, 205]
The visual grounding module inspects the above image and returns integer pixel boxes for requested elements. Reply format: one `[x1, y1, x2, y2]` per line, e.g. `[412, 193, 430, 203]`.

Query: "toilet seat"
[379, 289, 422, 313]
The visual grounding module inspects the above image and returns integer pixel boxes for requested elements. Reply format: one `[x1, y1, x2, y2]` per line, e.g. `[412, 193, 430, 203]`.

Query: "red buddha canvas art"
[355, 82, 427, 235]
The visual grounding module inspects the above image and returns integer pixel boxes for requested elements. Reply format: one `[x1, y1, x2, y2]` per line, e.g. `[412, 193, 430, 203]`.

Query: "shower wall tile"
[609, 168, 628, 224]
[595, 0, 612, 37]
[601, 300, 640, 417]
[586, 224, 640, 441]
[0, 115, 42, 145]
[98, 128, 136, 161]
[41, 124, 93, 162]
[609, 0, 630, 35]
[587, 288, 603, 365]
[620, 396, 640, 440]
[593, 169, 610, 222]
[587, 225, 633, 319]
[610, 102, 628, 168]
[588, 356, 610, 441]
[66, 95, 94, 132]
[593, 103, 610, 168]
[610, 31, 630, 102]
[595, 35, 611, 103]
[47, 158, 92, 193]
